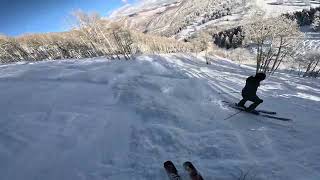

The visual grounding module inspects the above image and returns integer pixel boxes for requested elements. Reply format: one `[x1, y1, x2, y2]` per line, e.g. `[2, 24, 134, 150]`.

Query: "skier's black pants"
[238, 93, 263, 111]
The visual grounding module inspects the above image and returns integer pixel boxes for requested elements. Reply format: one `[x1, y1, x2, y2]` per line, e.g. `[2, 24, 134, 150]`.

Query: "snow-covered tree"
[199, 32, 212, 64]
[244, 15, 303, 74]
[295, 51, 320, 78]
[312, 11, 320, 31]
[233, 33, 243, 47]
[225, 36, 231, 49]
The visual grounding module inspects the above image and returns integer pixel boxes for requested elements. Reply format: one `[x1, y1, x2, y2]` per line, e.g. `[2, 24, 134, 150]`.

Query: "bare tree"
[0, 10, 195, 64]
[199, 32, 212, 64]
[0, 35, 29, 63]
[71, 10, 135, 60]
[244, 15, 303, 74]
[295, 51, 320, 78]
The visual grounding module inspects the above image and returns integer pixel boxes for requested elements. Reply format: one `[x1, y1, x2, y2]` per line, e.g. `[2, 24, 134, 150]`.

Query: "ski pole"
[224, 110, 242, 120]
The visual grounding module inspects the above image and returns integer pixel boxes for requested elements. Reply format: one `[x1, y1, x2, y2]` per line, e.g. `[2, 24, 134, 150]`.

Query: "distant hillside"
[110, 0, 320, 40]
[110, 0, 245, 38]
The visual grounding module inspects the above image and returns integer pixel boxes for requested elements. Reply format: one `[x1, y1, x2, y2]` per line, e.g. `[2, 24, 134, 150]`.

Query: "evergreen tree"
[225, 36, 231, 49]
[233, 33, 242, 48]
[302, 10, 312, 25]
[232, 34, 237, 48]
[221, 34, 226, 48]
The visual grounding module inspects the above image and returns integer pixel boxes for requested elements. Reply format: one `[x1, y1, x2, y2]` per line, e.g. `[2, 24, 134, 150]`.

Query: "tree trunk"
[256, 44, 263, 73]
[270, 37, 283, 73]
[310, 59, 319, 74]
[303, 61, 314, 77]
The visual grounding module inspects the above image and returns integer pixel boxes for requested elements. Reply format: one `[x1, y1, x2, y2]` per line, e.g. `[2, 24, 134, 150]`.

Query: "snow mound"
[0, 54, 319, 180]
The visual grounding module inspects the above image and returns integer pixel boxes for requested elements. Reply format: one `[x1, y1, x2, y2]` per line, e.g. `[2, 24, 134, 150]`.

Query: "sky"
[0, 0, 136, 36]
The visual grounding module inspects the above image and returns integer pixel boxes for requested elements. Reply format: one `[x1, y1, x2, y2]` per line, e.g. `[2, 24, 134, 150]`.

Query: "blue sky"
[0, 0, 135, 36]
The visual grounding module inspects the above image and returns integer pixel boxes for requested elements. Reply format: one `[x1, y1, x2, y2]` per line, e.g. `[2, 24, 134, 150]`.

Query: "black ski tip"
[164, 161, 178, 174]
[164, 161, 174, 167]
[183, 161, 193, 167]
[183, 161, 204, 180]
[183, 161, 196, 171]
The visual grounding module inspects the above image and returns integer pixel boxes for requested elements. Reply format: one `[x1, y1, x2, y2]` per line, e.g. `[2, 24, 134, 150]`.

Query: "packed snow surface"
[0, 54, 319, 180]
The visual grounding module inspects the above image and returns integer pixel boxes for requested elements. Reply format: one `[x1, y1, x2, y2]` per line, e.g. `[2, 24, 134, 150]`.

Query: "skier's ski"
[256, 109, 276, 115]
[259, 114, 292, 121]
[222, 101, 276, 114]
[223, 101, 292, 121]
[164, 161, 181, 180]
[183, 161, 204, 180]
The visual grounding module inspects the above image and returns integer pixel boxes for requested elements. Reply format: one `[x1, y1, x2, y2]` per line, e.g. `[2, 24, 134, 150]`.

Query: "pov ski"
[183, 161, 204, 180]
[164, 161, 181, 180]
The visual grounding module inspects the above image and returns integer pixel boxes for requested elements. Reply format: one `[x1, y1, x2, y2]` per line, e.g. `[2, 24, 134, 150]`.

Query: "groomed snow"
[0, 54, 319, 180]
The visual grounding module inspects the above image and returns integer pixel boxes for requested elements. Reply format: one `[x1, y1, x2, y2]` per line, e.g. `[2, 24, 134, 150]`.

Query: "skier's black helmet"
[255, 73, 266, 81]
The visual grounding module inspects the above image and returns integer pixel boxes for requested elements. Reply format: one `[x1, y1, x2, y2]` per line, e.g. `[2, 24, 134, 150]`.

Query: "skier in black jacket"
[237, 73, 266, 112]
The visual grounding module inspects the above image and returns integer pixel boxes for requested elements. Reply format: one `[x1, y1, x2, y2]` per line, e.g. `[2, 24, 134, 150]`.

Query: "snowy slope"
[0, 54, 319, 180]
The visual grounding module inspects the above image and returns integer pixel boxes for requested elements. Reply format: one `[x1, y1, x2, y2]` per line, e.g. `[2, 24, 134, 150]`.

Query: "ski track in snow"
[0, 54, 319, 180]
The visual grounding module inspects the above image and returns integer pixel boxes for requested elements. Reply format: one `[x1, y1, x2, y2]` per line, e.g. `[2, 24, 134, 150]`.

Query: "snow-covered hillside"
[0, 54, 319, 180]
[110, 0, 179, 18]
[110, 0, 245, 37]
[110, 0, 320, 39]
